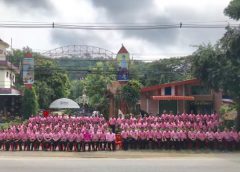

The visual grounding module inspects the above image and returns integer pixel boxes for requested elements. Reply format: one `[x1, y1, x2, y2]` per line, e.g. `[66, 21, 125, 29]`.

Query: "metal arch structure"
[42, 45, 115, 59]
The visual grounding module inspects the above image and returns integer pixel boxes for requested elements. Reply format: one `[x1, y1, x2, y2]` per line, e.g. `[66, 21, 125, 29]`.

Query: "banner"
[23, 53, 34, 85]
[117, 53, 130, 81]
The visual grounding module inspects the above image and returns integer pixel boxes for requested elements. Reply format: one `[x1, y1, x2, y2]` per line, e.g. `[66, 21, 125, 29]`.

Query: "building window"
[165, 87, 172, 95]
[6, 72, 8, 78]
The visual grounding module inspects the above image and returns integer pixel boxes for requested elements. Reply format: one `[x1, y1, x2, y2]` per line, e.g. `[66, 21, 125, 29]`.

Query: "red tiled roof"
[152, 96, 195, 101]
[141, 79, 200, 93]
[118, 45, 129, 54]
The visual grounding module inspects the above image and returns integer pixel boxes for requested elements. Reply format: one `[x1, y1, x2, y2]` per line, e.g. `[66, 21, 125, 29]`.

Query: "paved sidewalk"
[1, 150, 240, 159]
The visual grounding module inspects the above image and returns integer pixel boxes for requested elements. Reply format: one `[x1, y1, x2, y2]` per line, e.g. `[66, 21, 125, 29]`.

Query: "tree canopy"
[224, 0, 240, 20]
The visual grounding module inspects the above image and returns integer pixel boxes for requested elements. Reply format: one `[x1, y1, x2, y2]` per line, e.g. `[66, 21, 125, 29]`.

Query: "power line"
[0, 22, 239, 30]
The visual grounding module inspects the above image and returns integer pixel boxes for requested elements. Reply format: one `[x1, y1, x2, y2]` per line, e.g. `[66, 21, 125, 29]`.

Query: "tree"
[192, 0, 240, 130]
[120, 80, 142, 114]
[69, 80, 85, 100]
[192, 27, 240, 130]
[129, 56, 193, 86]
[224, 0, 240, 20]
[34, 57, 71, 109]
[21, 87, 39, 119]
[83, 62, 115, 116]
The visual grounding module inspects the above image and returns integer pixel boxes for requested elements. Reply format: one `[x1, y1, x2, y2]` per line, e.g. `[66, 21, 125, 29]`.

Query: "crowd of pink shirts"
[0, 113, 240, 151]
[108, 113, 240, 142]
[0, 115, 116, 151]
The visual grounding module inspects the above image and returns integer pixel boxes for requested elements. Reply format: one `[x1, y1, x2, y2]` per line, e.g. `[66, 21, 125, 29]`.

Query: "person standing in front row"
[121, 128, 129, 150]
[106, 130, 116, 151]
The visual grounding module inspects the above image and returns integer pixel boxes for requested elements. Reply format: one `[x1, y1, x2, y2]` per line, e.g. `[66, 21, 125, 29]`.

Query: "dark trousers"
[110, 125, 116, 133]
[24, 140, 31, 151]
[107, 141, 116, 151]
[99, 141, 107, 150]
[91, 141, 99, 151]
[123, 139, 129, 150]
[68, 141, 74, 151]
[76, 142, 83, 151]
[52, 140, 59, 151]
[5, 141, 10, 151]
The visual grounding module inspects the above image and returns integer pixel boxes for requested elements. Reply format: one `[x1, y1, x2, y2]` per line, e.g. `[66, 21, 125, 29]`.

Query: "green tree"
[224, 0, 240, 20]
[192, 28, 240, 130]
[129, 57, 193, 86]
[34, 57, 71, 109]
[83, 62, 115, 117]
[120, 80, 142, 114]
[21, 87, 39, 119]
[69, 80, 85, 100]
[192, 0, 240, 130]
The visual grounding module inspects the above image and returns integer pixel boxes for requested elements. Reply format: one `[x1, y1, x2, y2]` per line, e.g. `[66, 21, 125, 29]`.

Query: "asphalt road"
[0, 155, 240, 172]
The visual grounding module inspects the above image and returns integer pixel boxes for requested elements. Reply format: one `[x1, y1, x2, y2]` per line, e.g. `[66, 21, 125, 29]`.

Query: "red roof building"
[140, 79, 222, 114]
[117, 44, 129, 54]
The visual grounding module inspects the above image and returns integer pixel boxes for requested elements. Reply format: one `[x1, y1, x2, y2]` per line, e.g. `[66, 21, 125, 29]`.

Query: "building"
[140, 79, 222, 115]
[107, 45, 130, 117]
[0, 39, 21, 117]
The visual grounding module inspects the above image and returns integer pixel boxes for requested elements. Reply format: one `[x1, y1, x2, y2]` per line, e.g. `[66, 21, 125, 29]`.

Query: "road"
[0, 153, 240, 172]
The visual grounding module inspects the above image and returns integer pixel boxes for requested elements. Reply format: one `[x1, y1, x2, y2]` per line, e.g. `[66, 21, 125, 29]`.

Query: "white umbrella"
[49, 98, 80, 109]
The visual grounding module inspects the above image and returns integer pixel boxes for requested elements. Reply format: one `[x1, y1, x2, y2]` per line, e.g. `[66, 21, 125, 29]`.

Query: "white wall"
[0, 69, 15, 88]
[0, 44, 7, 61]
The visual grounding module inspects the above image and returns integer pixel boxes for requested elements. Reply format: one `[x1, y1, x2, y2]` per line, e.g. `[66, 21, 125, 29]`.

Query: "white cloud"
[0, 0, 234, 60]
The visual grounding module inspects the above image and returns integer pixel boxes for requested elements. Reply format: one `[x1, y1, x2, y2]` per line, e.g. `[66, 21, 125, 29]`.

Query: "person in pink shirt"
[215, 129, 223, 150]
[188, 130, 197, 150]
[21, 128, 29, 151]
[43, 128, 52, 151]
[206, 130, 215, 150]
[52, 129, 61, 151]
[29, 130, 36, 151]
[109, 117, 116, 133]
[67, 129, 76, 151]
[75, 129, 84, 152]
[121, 128, 129, 150]
[106, 130, 116, 151]
[60, 130, 68, 151]
[36, 130, 43, 151]
[0, 131, 4, 150]
[197, 131, 206, 149]
[230, 129, 238, 151]
[91, 129, 99, 151]
[83, 130, 92, 151]
[153, 129, 159, 148]
[128, 129, 138, 149]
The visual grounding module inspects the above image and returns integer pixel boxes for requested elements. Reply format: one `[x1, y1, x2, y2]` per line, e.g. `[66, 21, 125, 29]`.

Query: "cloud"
[90, 0, 179, 48]
[90, 0, 229, 51]
[91, 0, 154, 22]
[50, 30, 109, 49]
[2, 0, 55, 14]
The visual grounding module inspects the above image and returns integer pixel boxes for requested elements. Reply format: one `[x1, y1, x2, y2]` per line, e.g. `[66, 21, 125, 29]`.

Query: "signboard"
[23, 53, 34, 85]
[117, 53, 130, 81]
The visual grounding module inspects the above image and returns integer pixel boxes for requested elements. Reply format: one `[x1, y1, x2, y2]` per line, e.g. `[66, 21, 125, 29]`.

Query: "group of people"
[110, 113, 240, 151]
[0, 115, 116, 152]
[0, 113, 240, 152]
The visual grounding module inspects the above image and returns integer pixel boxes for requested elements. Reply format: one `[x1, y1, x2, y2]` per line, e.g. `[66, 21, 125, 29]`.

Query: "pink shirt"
[121, 131, 128, 139]
[76, 132, 84, 142]
[83, 132, 92, 142]
[92, 132, 99, 141]
[106, 132, 116, 142]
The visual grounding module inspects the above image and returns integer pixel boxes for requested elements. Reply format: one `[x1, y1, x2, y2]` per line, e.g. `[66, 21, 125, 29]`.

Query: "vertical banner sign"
[117, 51, 130, 81]
[23, 53, 34, 85]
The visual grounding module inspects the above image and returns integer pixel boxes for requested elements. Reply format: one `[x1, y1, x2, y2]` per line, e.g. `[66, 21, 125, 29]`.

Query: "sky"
[0, 0, 236, 60]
